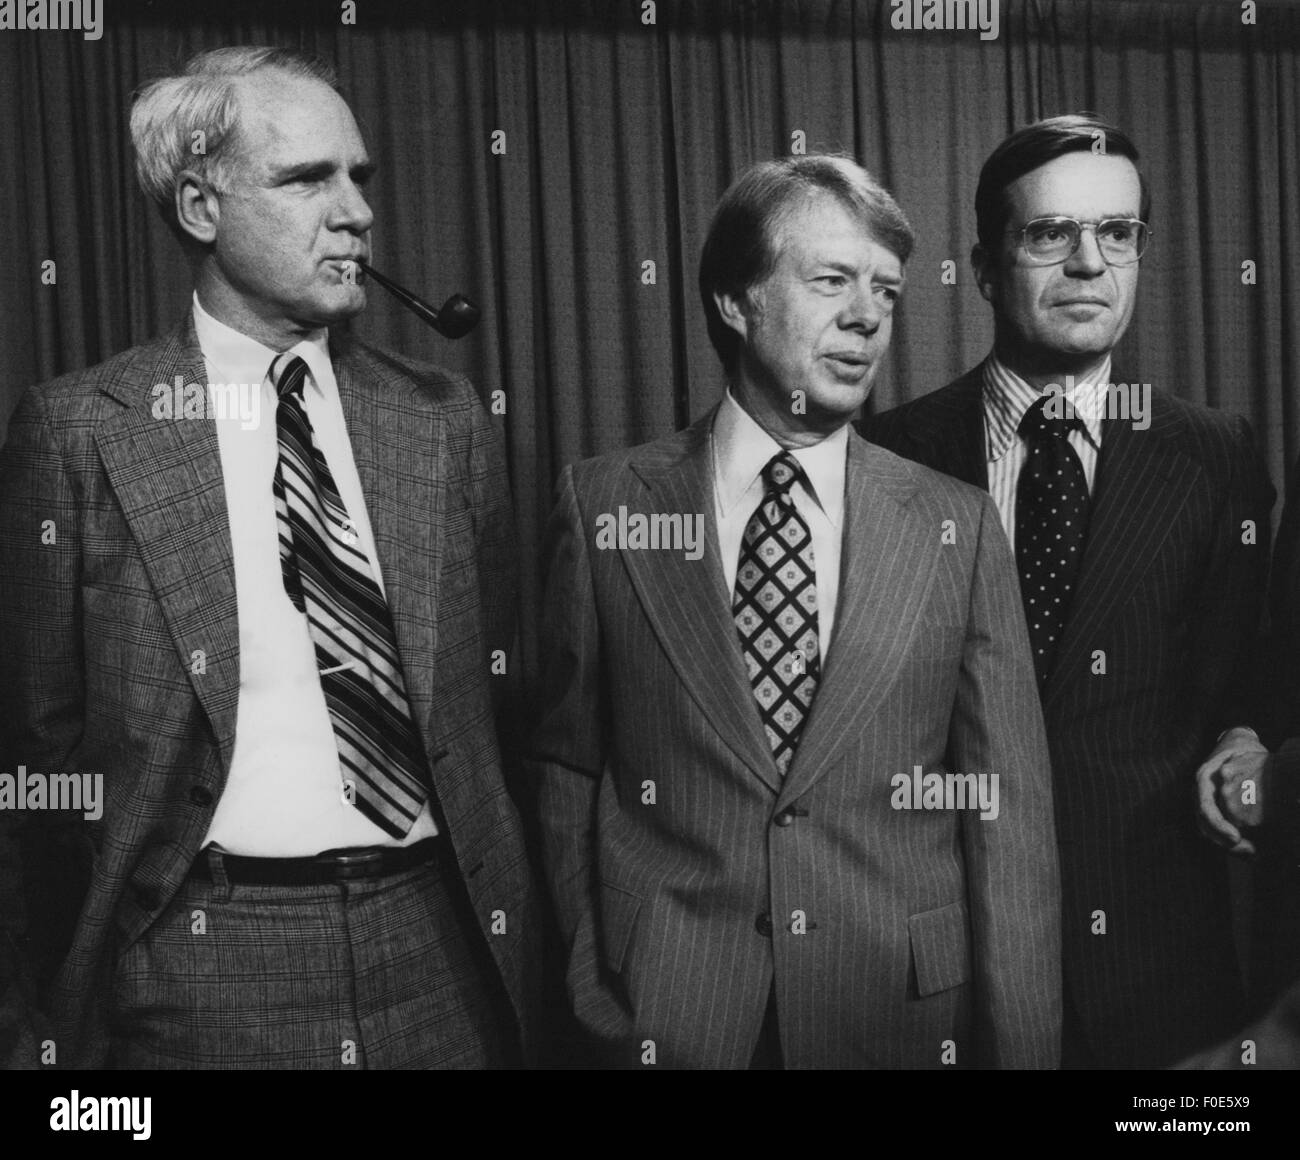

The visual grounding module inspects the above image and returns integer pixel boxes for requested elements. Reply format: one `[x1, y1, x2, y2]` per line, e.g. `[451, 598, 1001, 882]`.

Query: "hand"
[1195, 727, 1269, 856]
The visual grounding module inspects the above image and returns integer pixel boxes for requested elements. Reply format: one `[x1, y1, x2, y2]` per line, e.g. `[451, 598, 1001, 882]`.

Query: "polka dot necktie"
[733, 452, 821, 776]
[1015, 395, 1091, 686]
[272, 353, 432, 838]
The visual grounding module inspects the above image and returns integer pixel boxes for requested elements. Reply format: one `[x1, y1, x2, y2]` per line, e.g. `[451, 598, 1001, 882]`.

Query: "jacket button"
[774, 810, 794, 827]
[755, 912, 774, 938]
[189, 785, 213, 806]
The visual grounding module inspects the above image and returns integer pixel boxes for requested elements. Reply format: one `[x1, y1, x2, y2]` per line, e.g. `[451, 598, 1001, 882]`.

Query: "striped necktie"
[271, 353, 430, 838]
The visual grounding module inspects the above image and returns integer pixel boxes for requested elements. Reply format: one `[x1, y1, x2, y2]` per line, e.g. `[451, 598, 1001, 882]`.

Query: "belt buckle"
[318, 848, 386, 881]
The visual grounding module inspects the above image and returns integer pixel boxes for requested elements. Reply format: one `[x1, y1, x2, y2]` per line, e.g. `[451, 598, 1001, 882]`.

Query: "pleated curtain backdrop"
[2, 0, 1299, 677]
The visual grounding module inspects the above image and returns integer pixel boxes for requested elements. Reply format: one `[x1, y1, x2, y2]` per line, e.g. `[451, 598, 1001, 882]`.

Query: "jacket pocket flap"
[908, 900, 971, 997]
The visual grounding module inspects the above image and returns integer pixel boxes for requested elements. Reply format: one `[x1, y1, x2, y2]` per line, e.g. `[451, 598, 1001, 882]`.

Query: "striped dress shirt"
[982, 354, 1110, 553]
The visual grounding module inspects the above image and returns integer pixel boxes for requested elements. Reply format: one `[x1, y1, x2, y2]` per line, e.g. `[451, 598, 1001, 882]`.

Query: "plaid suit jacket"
[529, 414, 1062, 1068]
[865, 367, 1275, 1067]
[0, 315, 541, 1068]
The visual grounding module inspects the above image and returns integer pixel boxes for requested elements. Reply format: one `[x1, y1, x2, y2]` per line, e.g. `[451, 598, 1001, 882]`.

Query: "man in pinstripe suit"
[866, 114, 1274, 1068]
[0, 48, 538, 1068]
[530, 156, 1062, 1069]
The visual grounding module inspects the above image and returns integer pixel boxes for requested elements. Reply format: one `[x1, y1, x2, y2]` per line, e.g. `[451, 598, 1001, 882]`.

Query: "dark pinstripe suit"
[1245, 456, 1300, 1004]
[1175, 976, 1300, 1069]
[0, 317, 541, 1068]
[865, 367, 1274, 1068]
[529, 411, 1062, 1069]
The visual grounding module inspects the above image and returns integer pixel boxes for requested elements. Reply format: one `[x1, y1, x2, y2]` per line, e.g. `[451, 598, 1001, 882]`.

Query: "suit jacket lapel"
[333, 342, 443, 751]
[1044, 394, 1202, 708]
[900, 366, 987, 490]
[778, 433, 932, 806]
[93, 325, 445, 780]
[93, 318, 241, 773]
[623, 413, 783, 794]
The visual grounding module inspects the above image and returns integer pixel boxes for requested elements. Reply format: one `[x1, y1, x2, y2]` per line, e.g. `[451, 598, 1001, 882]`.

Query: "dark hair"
[974, 113, 1151, 253]
[698, 155, 914, 372]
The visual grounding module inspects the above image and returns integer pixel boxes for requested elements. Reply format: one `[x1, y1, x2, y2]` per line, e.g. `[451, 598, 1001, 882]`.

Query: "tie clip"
[319, 661, 355, 677]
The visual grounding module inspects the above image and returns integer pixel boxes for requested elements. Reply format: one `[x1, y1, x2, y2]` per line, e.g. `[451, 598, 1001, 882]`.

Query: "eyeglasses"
[1008, 217, 1151, 266]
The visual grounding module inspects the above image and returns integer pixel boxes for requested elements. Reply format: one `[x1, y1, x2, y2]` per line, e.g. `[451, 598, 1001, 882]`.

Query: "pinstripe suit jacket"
[0, 316, 541, 1068]
[529, 411, 1062, 1069]
[864, 366, 1274, 1068]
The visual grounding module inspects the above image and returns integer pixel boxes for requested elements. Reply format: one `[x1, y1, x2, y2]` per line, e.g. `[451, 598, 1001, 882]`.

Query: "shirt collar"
[192, 292, 333, 399]
[982, 352, 1111, 463]
[711, 388, 847, 528]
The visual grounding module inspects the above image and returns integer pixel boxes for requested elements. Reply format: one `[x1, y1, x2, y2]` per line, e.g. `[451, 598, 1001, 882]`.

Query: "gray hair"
[130, 47, 338, 222]
[699, 154, 914, 373]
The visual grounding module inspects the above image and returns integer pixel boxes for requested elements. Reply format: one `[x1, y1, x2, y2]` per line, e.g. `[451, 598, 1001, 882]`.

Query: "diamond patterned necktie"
[733, 451, 821, 776]
[1015, 394, 1091, 686]
[271, 353, 430, 838]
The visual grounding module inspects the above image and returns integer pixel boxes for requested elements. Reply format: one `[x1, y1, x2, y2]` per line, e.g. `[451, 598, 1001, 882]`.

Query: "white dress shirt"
[194, 294, 436, 855]
[983, 354, 1109, 553]
[711, 389, 847, 664]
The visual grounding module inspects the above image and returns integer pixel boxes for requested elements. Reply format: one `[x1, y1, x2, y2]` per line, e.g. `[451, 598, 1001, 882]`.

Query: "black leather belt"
[189, 837, 449, 885]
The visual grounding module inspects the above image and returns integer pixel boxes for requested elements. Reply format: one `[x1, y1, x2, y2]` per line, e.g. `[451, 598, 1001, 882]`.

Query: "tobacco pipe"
[357, 260, 480, 339]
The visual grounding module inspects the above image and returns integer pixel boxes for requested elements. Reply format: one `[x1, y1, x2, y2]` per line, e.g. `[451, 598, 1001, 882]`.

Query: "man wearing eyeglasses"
[866, 113, 1273, 1069]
